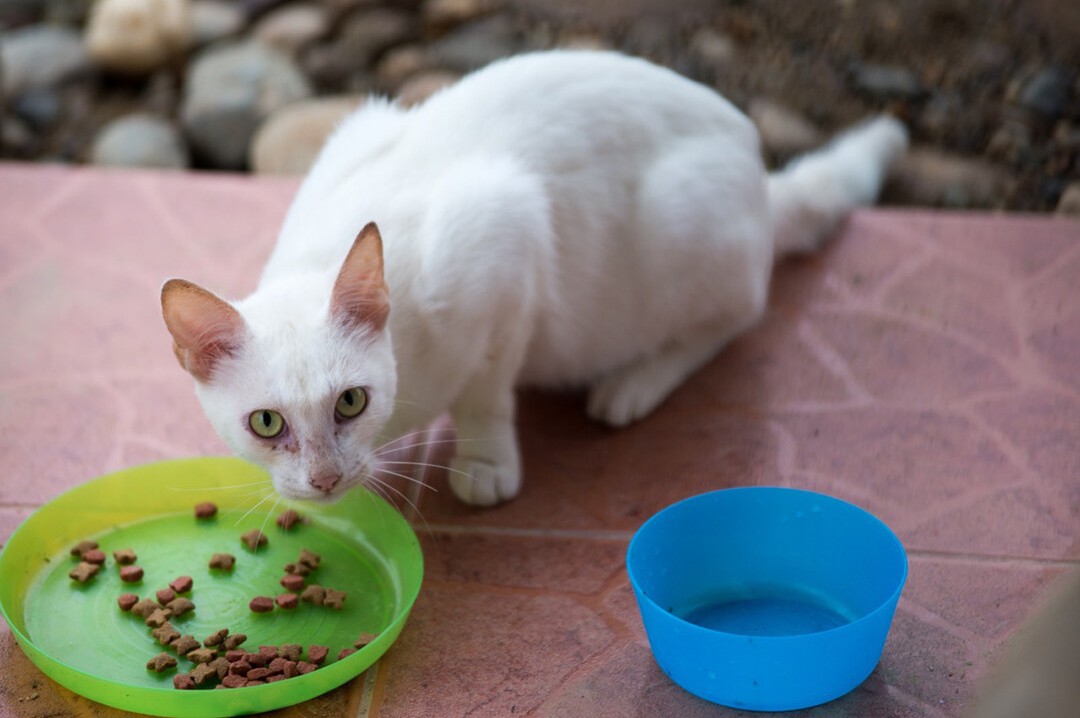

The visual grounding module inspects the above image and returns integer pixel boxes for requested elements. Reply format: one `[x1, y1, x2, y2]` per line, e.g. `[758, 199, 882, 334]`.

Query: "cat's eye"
[335, 387, 368, 420]
[249, 409, 285, 439]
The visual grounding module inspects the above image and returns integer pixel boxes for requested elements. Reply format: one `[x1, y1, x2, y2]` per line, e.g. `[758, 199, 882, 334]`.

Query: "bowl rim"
[625, 486, 908, 642]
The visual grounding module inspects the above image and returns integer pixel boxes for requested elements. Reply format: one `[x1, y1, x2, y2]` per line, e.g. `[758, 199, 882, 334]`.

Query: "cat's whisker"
[364, 472, 433, 540]
[166, 480, 270, 492]
[369, 465, 437, 492]
[232, 488, 278, 528]
[257, 493, 283, 542]
[379, 459, 475, 482]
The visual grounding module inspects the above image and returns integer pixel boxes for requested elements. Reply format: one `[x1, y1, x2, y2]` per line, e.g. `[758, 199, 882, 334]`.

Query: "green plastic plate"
[0, 457, 423, 717]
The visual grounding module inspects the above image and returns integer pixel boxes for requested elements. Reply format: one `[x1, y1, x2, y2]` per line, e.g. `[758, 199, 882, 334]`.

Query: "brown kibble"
[280, 644, 302, 662]
[171, 635, 200, 656]
[156, 588, 176, 605]
[204, 628, 229, 647]
[223, 633, 247, 650]
[173, 673, 195, 690]
[240, 529, 268, 551]
[266, 674, 286, 683]
[145, 608, 173, 628]
[247, 667, 271, 681]
[131, 598, 159, 618]
[117, 593, 139, 612]
[354, 632, 377, 649]
[167, 597, 195, 616]
[69, 562, 99, 583]
[268, 656, 287, 674]
[307, 645, 328, 665]
[299, 585, 325, 605]
[146, 652, 178, 672]
[245, 679, 266, 687]
[280, 574, 305, 592]
[275, 593, 298, 609]
[276, 509, 302, 530]
[258, 645, 279, 660]
[296, 661, 318, 675]
[113, 548, 137, 565]
[298, 548, 320, 569]
[120, 565, 144, 582]
[187, 647, 217, 664]
[152, 623, 181, 647]
[81, 549, 106, 565]
[322, 588, 346, 609]
[190, 662, 217, 685]
[221, 674, 247, 688]
[228, 659, 251, 676]
[210, 657, 230, 680]
[337, 647, 356, 660]
[249, 596, 274, 613]
[194, 502, 217, 519]
[70, 540, 98, 557]
[283, 561, 311, 576]
[282, 661, 299, 678]
[169, 575, 193, 593]
[209, 553, 235, 570]
[225, 649, 246, 662]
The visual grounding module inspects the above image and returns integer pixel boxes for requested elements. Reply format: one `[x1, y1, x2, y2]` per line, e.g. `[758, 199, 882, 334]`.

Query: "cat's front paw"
[448, 455, 521, 507]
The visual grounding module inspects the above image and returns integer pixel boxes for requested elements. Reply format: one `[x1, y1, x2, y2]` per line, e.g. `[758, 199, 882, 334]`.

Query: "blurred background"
[1, 0, 1077, 212]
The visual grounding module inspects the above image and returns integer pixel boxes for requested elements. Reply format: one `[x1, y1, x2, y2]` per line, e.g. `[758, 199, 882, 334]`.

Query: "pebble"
[1056, 183, 1080, 216]
[421, 0, 496, 33]
[190, 0, 246, 47]
[89, 113, 189, 169]
[302, 7, 415, 89]
[886, 148, 1008, 209]
[426, 14, 518, 72]
[85, 0, 193, 75]
[1017, 66, 1072, 119]
[12, 88, 62, 130]
[851, 62, 924, 100]
[251, 3, 329, 58]
[374, 44, 430, 93]
[689, 28, 737, 74]
[249, 95, 363, 175]
[396, 69, 458, 107]
[0, 25, 91, 99]
[747, 98, 823, 157]
[181, 40, 313, 169]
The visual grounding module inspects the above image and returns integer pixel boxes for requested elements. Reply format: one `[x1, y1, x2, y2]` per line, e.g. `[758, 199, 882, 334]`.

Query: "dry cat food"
[145, 608, 172, 628]
[283, 561, 311, 577]
[306, 645, 328, 665]
[156, 588, 176, 605]
[130, 597, 159, 618]
[194, 502, 217, 519]
[81, 549, 107, 565]
[119, 565, 144, 582]
[275, 593, 298, 609]
[146, 653, 178, 672]
[298, 548, 321, 570]
[152, 623, 181, 647]
[167, 597, 196, 616]
[186, 647, 217, 664]
[204, 628, 229, 647]
[70, 540, 98, 557]
[249, 596, 274, 613]
[276, 509, 302, 530]
[170, 635, 200, 656]
[208, 552, 235, 570]
[299, 584, 325, 605]
[280, 573, 305, 592]
[169, 575, 193, 593]
[240, 529, 268, 551]
[113, 548, 137, 565]
[68, 561, 99, 583]
[117, 593, 139, 612]
[354, 633, 377, 649]
[322, 588, 347, 610]
[222, 633, 247, 650]
[337, 648, 356, 660]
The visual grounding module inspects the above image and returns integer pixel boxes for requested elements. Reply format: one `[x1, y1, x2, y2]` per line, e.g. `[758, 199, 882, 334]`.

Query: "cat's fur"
[162, 50, 907, 506]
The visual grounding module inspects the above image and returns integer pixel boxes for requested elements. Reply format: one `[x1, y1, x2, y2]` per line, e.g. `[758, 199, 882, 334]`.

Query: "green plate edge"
[0, 457, 424, 717]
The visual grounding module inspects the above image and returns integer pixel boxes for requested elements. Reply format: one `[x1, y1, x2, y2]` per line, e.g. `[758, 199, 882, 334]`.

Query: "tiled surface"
[0, 162, 1078, 717]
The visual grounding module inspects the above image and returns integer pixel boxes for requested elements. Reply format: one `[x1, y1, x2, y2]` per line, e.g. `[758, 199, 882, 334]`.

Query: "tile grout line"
[355, 662, 381, 718]
[907, 548, 1080, 569]
[409, 522, 634, 542]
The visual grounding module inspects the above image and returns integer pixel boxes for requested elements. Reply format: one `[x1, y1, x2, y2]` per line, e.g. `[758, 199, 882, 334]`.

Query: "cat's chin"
[272, 484, 349, 504]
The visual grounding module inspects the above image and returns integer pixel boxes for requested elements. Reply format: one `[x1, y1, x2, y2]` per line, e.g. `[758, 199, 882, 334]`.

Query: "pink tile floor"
[0, 163, 1078, 717]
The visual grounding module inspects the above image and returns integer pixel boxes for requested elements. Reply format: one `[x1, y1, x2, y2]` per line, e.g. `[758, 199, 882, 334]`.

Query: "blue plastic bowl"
[626, 487, 907, 712]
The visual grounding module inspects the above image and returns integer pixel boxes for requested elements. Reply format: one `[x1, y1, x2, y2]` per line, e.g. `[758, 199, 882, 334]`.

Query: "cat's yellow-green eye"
[249, 409, 285, 438]
[336, 387, 368, 420]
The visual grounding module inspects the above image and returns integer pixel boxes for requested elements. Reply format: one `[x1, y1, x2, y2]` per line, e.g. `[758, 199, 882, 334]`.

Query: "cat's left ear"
[161, 279, 248, 382]
[331, 222, 389, 331]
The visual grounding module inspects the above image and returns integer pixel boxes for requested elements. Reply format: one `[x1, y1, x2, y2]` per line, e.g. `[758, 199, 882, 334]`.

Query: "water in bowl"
[676, 583, 856, 637]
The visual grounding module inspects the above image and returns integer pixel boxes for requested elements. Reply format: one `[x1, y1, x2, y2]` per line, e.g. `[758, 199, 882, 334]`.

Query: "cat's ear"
[331, 222, 389, 331]
[161, 279, 247, 382]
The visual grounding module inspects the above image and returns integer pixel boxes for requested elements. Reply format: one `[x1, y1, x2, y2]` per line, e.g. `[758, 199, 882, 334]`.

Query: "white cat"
[161, 50, 907, 506]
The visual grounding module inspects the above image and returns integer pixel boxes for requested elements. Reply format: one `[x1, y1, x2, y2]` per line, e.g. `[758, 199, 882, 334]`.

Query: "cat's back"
[403, 50, 754, 168]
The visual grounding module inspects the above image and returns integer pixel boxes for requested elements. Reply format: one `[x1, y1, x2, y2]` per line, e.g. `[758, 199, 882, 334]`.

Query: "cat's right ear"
[161, 279, 247, 382]
[331, 222, 390, 332]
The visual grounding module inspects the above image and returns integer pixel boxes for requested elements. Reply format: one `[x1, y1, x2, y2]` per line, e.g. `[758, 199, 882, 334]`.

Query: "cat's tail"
[767, 115, 908, 258]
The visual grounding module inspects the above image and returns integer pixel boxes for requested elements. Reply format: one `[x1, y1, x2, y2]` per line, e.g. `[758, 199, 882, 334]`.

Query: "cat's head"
[161, 223, 396, 502]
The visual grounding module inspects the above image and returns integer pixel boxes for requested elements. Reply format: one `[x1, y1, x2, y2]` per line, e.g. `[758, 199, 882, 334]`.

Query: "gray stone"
[90, 113, 189, 169]
[1018, 66, 1072, 119]
[301, 7, 415, 89]
[0, 25, 91, 99]
[374, 44, 430, 93]
[181, 40, 313, 169]
[689, 28, 736, 73]
[427, 15, 518, 72]
[1055, 183, 1080, 216]
[190, 0, 246, 46]
[396, 69, 458, 107]
[1, 115, 40, 158]
[422, 0, 500, 34]
[13, 87, 62, 129]
[851, 63, 924, 100]
[747, 98, 823, 157]
[85, 0, 193, 75]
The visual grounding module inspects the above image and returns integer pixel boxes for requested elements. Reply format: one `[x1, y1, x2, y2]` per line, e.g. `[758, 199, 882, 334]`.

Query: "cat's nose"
[310, 471, 342, 493]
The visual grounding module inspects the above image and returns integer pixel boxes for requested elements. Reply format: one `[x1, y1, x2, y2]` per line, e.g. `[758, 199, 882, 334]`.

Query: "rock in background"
[0, 0, 1076, 210]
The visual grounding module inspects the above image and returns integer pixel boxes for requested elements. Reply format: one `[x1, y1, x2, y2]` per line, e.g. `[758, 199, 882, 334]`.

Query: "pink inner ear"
[331, 222, 389, 331]
[161, 279, 246, 381]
